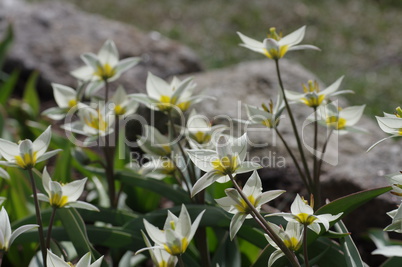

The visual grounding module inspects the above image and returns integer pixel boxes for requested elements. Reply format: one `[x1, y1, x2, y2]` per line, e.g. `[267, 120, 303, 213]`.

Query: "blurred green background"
[32, 0, 402, 116]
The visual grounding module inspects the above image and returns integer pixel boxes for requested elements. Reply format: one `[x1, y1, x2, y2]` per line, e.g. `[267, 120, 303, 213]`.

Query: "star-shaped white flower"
[132, 72, 207, 112]
[318, 103, 366, 135]
[110, 86, 139, 116]
[368, 107, 402, 151]
[242, 93, 285, 129]
[268, 194, 342, 234]
[215, 171, 285, 239]
[0, 126, 61, 169]
[139, 231, 178, 267]
[37, 167, 99, 211]
[237, 26, 319, 60]
[285, 76, 352, 108]
[186, 109, 226, 149]
[187, 134, 261, 197]
[0, 207, 38, 251]
[71, 39, 140, 84]
[46, 250, 103, 267]
[137, 204, 205, 256]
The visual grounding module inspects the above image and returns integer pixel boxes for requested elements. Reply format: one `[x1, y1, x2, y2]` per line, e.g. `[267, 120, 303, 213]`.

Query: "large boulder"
[0, 0, 202, 99]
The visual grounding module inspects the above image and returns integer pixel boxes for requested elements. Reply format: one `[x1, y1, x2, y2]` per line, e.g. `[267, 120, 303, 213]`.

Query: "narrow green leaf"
[57, 208, 101, 261]
[0, 69, 19, 106]
[116, 171, 192, 204]
[22, 71, 40, 117]
[382, 256, 402, 267]
[77, 207, 139, 226]
[334, 220, 365, 267]
[316, 186, 392, 218]
[211, 231, 241, 267]
[0, 24, 13, 68]
[52, 142, 72, 183]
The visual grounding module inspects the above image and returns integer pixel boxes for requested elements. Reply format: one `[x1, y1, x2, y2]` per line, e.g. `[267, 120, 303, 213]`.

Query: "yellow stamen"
[295, 213, 317, 225]
[234, 195, 256, 214]
[284, 236, 300, 251]
[300, 94, 325, 107]
[84, 111, 108, 132]
[14, 151, 38, 169]
[162, 159, 176, 174]
[211, 155, 238, 175]
[114, 105, 126, 115]
[68, 99, 77, 108]
[50, 193, 69, 208]
[94, 63, 116, 80]
[263, 45, 289, 60]
[326, 116, 346, 130]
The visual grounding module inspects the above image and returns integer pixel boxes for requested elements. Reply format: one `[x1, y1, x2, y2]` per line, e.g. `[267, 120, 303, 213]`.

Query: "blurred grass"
[33, 0, 402, 116]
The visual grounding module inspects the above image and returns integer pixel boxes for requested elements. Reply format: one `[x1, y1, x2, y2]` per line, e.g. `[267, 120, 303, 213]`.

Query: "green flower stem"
[303, 224, 310, 267]
[104, 79, 110, 103]
[275, 128, 312, 193]
[178, 254, 185, 267]
[27, 168, 47, 267]
[274, 59, 313, 188]
[46, 206, 57, 249]
[312, 108, 320, 208]
[228, 174, 300, 267]
[102, 144, 116, 208]
[317, 129, 333, 183]
[168, 155, 192, 199]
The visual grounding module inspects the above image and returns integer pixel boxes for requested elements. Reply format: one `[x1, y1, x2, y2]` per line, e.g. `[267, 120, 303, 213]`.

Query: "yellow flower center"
[94, 63, 116, 80]
[176, 101, 191, 111]
[399, 128, 402, 136]
[157, 95, 190, 112]
[326, 116, 347, 130]
[68, 99, 77, 108]
[263, 45, 289, 60]
[191, 131, 211, 144]
[163, 237, 188, 256]
[84, 111, 108, 132]
[284, 236, 300, 251]
[261, 119, 274, 128]
[235, 195, 256, 214]
[211, 155, 238, 175]
[295, 213, 317, 225]
[50, 193, 69, 208]
[301, 94, 325, 108]
[161, 159, 176, 174]
[14, 151, 38, 169]
[114, 104, 126, 115]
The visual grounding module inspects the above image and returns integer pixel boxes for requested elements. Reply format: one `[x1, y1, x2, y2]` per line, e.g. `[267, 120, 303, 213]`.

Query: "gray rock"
[0, 0, 202, 98]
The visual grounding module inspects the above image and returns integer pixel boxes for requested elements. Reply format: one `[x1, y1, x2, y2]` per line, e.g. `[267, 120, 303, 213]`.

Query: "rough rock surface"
[0, 0, 202, 98]
[188, 59, 399, 247]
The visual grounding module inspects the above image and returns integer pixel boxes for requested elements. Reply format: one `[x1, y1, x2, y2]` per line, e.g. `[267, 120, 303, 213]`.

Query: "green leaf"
[52, 142, 72, 183]
[334, 220, 365, 267]
[77, 207, 139, 226]
[382, 256, 402, 267]
[316, 186, 392, 219]
[211, 231, 241, 267]
[308, 237, 347, 267]
[0, 24, 13, 68]
[57, 208, 102, 262]
[116, 170, 192, 204]
[22, 71, 40, 117]
[0, 69, 19, 106]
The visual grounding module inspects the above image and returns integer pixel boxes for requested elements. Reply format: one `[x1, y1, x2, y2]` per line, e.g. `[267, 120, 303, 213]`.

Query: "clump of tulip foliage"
[0, 24, 400, 267]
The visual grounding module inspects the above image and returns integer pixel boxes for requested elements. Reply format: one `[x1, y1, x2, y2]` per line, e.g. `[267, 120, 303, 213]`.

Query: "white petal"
[0, 167, 10, 180]
[89, 256, 104, 267]
[279, 26, 306, 46]
[340, 105, 365, 126]
[372, 246, 402, 257]
[290, 194, 313, 215]
[268, 250, 285, 267]
[236, 161, 261, 174]
[98, 40, 119, 66]
[377, 116, 402, 133]
[52, 83, 77, 108]
[242, 171, 262, 197]
[0, 207, 11, 247]
[320, 76, 344, 96]
[71, 66, 95, 81]
[32, 126, 51, 158]
[81, 53, 101, 71]
[68, 201, 99, 211]
[0, 139, 19, 162]
[308, 223, 321, 234]
[177, 204, 192, 238]
[287, 44, 320, 51]
[115, 57, 140, 74]
[257, 190, 285, 207]
[36, 150, 62, 164]
[188, 209, 205, 241]
[237, 32, 264, 49]
[191, 171, 223, 197]
[230, 213, 247, 240]
[46, 250, 70, 267]
[75, 253, 91, 267]
[9, 224, 38, 248]
[187, 149, 216, 172]
[62, 178, 87, 201]
[143, 219, 166, 245]
[146, 72, 170, 99]
[231, 133, 248, 162]
[42, 167, 52, 195]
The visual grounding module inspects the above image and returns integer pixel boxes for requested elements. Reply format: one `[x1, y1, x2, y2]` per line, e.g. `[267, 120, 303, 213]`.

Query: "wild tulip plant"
[0, 24, 398, 267]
